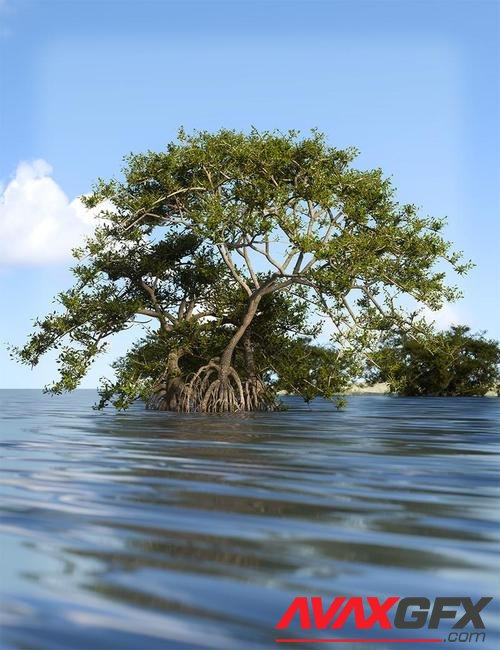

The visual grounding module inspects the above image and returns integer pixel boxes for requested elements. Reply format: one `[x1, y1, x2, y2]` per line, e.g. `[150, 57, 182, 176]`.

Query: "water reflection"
[1, 391, 499, 649]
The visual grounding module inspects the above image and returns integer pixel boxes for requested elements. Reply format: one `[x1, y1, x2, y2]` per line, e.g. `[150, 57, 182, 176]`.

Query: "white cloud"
[0, 160, 101, 265]
[422, 303, 465, 330]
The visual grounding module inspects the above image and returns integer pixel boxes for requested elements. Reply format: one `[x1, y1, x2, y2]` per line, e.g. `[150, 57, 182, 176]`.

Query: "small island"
[13, 129, 498, 411]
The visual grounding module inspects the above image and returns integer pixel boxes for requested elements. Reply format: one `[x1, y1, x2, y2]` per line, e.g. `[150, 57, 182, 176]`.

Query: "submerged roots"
[146, 377, 184, 411]
[180, 363, 243, 412]
[180, 363, 275, 413]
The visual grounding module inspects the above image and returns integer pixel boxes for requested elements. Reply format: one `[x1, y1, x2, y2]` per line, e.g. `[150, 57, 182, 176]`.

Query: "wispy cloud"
[0, 160, 100, 265]
[421, 303, 465, 330]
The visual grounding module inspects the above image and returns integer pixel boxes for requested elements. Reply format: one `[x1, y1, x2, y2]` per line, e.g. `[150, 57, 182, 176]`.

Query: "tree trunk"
[220, 295, 262, 371]
[242, 331, 257, 378]
[241, 330, 274, 411]
[147, 348, 185, 411]
[180, 295, 275, 412]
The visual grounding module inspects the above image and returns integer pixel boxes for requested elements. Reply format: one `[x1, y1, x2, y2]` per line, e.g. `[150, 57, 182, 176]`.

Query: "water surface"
[1, 390, 499, 649]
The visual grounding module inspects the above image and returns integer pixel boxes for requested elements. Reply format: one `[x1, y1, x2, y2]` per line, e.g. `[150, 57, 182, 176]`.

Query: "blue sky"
[0, 0, 499, 388]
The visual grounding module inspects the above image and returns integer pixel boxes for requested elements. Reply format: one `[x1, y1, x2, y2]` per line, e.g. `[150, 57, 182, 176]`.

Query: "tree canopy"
[13, 128, 470, 412]
[367, 326, 500, 396]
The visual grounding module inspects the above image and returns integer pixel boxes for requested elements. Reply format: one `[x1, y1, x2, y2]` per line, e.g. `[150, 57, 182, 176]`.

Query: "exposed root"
[180, 364, 275, 413]
[242, 377, 275, 411]
[147, 377, 184, 411]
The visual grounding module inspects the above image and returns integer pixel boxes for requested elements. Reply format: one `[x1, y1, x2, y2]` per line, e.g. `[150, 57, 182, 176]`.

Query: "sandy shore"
[279, 383, 498, 396]
[345, 383, 498, 396]
[345, 382, 389, 394]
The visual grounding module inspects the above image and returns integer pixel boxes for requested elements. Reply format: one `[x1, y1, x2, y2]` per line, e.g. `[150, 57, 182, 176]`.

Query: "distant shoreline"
[344, 382, 498, 397]
[345, 382, 389, 395]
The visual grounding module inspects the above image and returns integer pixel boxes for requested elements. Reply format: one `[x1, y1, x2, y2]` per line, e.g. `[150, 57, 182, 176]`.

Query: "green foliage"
[270, 338, 358, 404]
[368, 326, 500, 396]
[12, 128, 471, 411]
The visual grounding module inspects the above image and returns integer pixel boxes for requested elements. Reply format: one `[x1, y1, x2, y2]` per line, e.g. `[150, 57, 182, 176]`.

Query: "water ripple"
[1, 390, 499, 649]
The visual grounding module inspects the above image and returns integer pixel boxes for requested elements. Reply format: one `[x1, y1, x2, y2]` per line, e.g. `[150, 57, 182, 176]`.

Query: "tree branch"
[236, 241, 260, 288]
[217, 243, 252, 295]
[139, 280, 173, 328]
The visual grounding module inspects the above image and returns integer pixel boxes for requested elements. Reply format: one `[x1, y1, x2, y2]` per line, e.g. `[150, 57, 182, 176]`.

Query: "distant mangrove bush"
[367, 326, 500, 396]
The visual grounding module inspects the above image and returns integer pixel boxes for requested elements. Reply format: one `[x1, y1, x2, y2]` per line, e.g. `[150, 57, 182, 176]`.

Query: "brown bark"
[242, 331, 257, 378]
[147, 348, 185, 411]
[219, 295, 262, 371]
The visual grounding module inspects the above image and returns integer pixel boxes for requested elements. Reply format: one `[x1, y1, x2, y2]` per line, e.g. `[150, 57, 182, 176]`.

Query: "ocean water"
[0, 390, 499, 649]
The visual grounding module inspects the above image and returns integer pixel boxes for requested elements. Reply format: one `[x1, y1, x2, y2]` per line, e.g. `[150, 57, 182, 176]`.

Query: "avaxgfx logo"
[275, 596, 493, 644]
